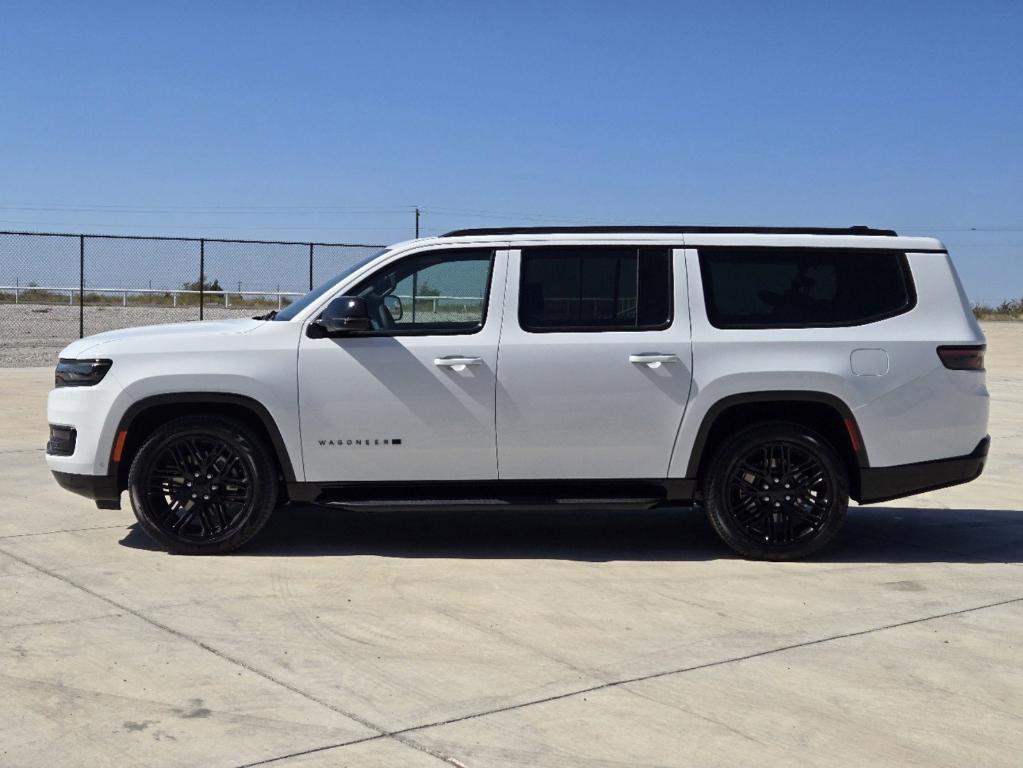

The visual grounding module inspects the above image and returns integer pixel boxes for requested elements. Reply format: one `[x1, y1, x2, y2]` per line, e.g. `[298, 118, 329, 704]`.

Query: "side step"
[288, 479, 696, 511]
[319, 496, 662, 512]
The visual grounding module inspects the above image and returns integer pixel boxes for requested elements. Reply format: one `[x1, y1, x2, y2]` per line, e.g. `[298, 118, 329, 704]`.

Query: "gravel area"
[0, 304, 265, 366]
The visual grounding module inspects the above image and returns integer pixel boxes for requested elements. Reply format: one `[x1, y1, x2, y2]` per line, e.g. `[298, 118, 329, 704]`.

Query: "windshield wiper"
[253, 310, 278, 320]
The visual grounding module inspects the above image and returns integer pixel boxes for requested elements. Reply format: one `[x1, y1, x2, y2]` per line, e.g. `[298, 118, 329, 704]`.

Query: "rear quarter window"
[698, 249, 916, 329]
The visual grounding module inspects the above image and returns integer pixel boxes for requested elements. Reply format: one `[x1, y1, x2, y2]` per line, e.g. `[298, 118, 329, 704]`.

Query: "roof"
[442, 225, 898, 238]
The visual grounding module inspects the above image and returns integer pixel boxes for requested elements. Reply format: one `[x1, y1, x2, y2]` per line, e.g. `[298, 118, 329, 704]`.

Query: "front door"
[298, 247, 506, 482]
[496, 245, 692, 479]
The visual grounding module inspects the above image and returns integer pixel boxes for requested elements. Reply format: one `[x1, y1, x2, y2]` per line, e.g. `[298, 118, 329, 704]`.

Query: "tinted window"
[520, 247, 672, 332]
[699, 249, 915, 328]
[347, 249, 493, 334]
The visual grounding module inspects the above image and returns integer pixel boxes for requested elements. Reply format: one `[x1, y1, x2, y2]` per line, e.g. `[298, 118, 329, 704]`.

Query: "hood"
[59, 318, 266, 358]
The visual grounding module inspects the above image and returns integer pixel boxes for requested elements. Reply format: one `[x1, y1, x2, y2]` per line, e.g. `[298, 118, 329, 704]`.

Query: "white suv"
[47, 226, 990, 560]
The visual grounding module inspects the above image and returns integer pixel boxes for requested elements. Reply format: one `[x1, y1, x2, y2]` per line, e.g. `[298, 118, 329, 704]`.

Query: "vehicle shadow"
[119, 503, 1023, 563]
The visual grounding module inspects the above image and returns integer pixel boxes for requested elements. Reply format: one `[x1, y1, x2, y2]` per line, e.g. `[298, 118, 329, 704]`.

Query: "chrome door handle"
[434, 356, 483, 370]
[629, 353, 679, 368]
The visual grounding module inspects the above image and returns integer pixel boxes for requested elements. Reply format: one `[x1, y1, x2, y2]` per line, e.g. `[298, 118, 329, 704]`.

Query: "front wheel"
[128, 415, 280, 554]
[703, 422, 849, 560]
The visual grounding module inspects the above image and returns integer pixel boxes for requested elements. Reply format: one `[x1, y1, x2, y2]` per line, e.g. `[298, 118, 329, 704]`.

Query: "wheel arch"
[685, 391, 868, 500]
[112, 393, 297, 490]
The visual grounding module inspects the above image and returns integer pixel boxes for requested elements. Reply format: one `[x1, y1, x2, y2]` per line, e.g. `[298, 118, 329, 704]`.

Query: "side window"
[698, 249, 916, 329]
[519, 246, 672, 332]
[348, 248, 493, 334]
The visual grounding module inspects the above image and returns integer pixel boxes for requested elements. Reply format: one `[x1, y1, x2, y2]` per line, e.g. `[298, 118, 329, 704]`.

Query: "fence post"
[308, 243, 314, 291]
[199, 238, 205, 321]
[79, 236, 85, 338]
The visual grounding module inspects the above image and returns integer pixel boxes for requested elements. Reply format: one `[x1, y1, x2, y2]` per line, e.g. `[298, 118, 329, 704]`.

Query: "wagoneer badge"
[318, 438, 402, 447]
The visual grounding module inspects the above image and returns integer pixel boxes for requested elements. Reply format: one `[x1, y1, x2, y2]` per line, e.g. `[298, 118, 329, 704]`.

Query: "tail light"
[937, 345, 986, 371]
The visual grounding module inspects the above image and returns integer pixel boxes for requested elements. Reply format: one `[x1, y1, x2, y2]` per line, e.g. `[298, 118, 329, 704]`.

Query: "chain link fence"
[0, 231, 384, 367]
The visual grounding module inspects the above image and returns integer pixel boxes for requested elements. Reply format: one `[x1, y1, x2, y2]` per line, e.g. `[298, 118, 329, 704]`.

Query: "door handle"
[629, 353, 679, 368]
[434, 356, 483, 371]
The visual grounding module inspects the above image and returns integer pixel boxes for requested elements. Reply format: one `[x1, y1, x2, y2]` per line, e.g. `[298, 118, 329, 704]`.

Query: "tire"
[703, 421, 848, 561]
[128, 415, 280, 554]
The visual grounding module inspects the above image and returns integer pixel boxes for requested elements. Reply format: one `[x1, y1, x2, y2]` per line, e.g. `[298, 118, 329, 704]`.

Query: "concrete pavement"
[1, 323, 1020, 767]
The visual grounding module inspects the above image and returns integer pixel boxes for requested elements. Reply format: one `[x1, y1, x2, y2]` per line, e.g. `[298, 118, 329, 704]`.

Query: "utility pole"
[79, 236, 85, 338]
[415, 207, 420, 238]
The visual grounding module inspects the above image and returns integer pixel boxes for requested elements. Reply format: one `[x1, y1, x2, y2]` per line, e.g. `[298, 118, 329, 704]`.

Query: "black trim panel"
[287, 478, 697, 509]
[858, 437, 989, 504]
[113, 393, 297, 482]
[52, 471, 120, 503]
[684, 391, 868, 478]
[46, 424, 77, 456]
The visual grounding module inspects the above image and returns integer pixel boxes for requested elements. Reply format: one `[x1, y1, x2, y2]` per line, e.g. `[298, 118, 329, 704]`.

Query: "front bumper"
[46, 380, 131, 476]
[51, 471, 122, 508]
[857, 436, 990, 504]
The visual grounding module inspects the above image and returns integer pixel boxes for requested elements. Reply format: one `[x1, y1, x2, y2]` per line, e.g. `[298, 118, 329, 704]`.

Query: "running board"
[318, 496, 662, 512]
[287, 479, 696, 510]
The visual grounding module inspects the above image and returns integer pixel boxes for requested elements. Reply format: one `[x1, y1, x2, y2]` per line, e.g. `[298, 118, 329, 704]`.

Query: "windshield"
[273, 248, 387, 321]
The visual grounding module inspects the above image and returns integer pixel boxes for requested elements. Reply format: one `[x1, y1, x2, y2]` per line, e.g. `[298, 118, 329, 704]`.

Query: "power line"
[0, 218, 408, 232]
[4, 200, 1023, 239]
[899, 227, 1023, 233]
[0, 201, 608, 225]
[0, 204, 413, 216]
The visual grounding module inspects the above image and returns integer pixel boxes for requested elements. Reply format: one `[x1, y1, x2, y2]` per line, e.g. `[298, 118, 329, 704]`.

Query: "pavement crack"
[228, 594, 1023, 768]
[0, 523, 127, 540]
[0, 611, 124, 630]
[389, 594, 1023, 736]
[0, 543, 463, 768]
[232, 737, 384, 768]
[618, 685, 768, 747]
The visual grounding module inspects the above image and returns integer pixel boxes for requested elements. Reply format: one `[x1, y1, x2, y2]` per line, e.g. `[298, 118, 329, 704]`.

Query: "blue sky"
[1, 0, 1021, 302]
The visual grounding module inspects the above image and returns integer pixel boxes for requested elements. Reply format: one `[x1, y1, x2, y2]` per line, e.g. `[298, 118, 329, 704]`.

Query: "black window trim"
[698, 247, 918, 330]
[518, 245, 675, 334]
[335, 247, 497, 338]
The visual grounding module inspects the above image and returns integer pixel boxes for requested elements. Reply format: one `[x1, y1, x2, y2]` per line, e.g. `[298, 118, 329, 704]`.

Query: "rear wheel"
[703, 422, 848, 560]
[128, 415, 280, 554]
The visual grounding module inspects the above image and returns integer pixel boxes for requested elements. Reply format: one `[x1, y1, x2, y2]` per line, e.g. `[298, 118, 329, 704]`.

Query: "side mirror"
[308, 296, 373, 337]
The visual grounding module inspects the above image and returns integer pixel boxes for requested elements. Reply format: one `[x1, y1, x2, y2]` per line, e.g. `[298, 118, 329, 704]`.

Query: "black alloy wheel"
[704, 422, 848, 560]
[128, 416, 279, 554]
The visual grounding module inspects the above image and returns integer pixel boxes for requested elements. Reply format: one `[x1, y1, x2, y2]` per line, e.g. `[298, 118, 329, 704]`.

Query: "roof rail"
[441, 225, 898, 238]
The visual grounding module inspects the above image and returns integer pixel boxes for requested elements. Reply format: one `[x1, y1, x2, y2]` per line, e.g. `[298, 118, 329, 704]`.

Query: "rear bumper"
[857, 436, 989, 504]
[51, 471, 121, 506]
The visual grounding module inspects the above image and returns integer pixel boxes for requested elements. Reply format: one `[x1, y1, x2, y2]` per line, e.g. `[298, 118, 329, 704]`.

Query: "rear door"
[496, 245, 692, 479]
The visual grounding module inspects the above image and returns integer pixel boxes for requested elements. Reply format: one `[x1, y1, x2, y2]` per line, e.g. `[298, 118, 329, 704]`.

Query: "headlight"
[55, 358, 113, 388]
